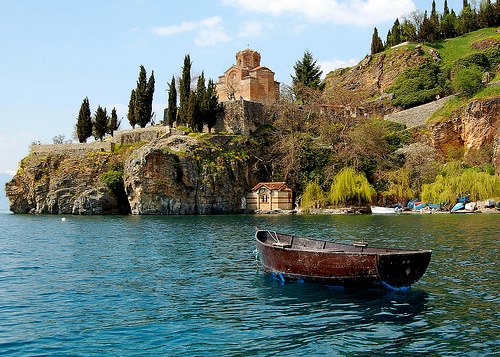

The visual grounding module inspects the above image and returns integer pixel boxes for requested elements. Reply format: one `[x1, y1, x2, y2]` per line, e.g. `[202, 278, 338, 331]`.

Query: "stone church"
[216, 48, 280, 104]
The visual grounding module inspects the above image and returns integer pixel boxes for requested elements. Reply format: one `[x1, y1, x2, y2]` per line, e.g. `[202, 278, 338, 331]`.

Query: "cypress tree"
[108, 107, 121, 136]
[441, 11, 457, 38]
[194, 72, 206, 132]
[178, 54, 192, 126]
[457, 4, 477, 35]
[478, 0, 495, 28]
[76, 97, 92, 143]
[429, 0, 441, 40]
[370, 27, 384, 54]
[443, 0, 450, 16]
[145, 70, 155, 125]
[127, 89, 137, 128]
[205, 79, 219, 133]
[186, 90, 196, 130]
[134, 65, 148, 128]
[93, 105, 108, 141]
[166, 75, 177, 128]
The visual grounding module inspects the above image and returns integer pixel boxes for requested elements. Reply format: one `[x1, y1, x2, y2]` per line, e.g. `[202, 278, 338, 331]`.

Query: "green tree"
[205, 78, 219, 133]
[291, 51, 324, 102]
[178, 54, 192, 126]
[146, 70, 155, 125]
[421, 162, 500, 204]
[401, 19, 418, 42]
[370, 27, 384, 54]
[300, 179, 326, 209]
[166, 75, 177, 128]
[443, 0, 450, 16]
[457, 4, 477, 35]
[194, 72, 206, 132]
[93, 105, 108, 141]
[127, 89, 137, 128]
[382, 167, 415, 204]
[386, 19, 402, 47]
[133, 65, 154, 128]
[329, 167, 375, 206]
[441, 11, 457, 39]
[419, 11, 440, 42]
[76, 96, 92, 143]
[452, 65, 483, 96]
[478, 0, 496, 28]
[108, 107, 121, 136]
[186, 91, 197, 130]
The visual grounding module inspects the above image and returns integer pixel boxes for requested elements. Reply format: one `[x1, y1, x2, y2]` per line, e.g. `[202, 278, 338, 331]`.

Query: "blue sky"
[0, 0, 463, 175]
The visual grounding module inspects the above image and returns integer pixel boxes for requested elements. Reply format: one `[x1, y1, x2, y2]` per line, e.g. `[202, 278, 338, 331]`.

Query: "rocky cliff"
[6, 134, 255, 214]
[5, 151, 126, 214]
[124, 134, 253, 214]
[429, 97, 500, 173]
[324, 45, 428, 106]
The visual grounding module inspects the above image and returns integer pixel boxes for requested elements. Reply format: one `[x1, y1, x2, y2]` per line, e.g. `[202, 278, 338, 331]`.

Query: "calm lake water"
[0, 212, 498, 356]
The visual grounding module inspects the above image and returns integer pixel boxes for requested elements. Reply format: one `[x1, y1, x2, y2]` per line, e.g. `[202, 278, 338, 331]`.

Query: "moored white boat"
[370, 206, 401, 214]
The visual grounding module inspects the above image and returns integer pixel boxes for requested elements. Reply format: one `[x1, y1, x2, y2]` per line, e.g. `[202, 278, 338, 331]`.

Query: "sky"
[0, 0, 464, 175]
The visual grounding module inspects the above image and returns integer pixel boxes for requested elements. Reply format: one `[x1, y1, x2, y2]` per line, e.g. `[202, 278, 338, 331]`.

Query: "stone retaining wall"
[214, 100, 271, 136]
[30, 126, 171, 156]
[30, 141, 114, 157]
[112, 126, 169, 144]
[384, 95, 454, 128]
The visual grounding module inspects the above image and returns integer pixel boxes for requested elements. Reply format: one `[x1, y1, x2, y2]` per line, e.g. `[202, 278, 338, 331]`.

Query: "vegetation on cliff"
[259, 23, 500, 208]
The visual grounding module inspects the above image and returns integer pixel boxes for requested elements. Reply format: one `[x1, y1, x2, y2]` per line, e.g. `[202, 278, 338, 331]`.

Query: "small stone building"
[246, 182, 293, 211]
[216, 48, 280, 104]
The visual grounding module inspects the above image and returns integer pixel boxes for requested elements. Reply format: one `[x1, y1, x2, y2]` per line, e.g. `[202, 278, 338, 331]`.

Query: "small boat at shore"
[371, 205, 402, 214]
[255, 229, 432, 289]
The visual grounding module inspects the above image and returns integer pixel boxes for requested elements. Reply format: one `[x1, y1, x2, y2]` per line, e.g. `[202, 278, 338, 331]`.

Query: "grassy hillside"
[428, 27, 500, 69]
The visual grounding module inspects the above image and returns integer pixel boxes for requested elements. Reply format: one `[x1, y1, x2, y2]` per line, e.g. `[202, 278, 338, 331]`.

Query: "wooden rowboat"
[255, 229, 432, 289]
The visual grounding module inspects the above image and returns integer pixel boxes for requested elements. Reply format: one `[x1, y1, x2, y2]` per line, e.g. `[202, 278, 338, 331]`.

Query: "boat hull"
[255, 230, 431, 289]
[370, 206, 400, 214]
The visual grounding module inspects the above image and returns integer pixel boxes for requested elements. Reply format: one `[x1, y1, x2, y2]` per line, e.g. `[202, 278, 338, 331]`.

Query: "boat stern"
[377, 251, 432, 289]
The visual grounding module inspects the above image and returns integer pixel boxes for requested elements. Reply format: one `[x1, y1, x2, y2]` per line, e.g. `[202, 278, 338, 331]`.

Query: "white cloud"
[152, 16, 230, 46]
[319, 58, 359, 77]
[221, 0, 416, 26]
[237, 20, 270, 37]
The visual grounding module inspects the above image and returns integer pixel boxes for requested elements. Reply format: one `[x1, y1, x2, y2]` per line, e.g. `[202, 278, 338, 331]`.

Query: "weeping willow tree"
[421, 162, 500, 204]
[382, 167, 415, 204]
[329, 167, 375, 206]
[300, 180, 326, 209]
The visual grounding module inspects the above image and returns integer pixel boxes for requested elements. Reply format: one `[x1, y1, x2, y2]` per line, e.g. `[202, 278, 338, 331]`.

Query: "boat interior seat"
[272, 242, 292, 249]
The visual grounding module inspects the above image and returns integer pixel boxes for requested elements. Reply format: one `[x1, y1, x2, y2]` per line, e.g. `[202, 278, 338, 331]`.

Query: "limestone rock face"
[461, 98, 500, 160]
[123, 135, 253, 215]
[5, 152, 126, 214]
[429, 97, 500, 173]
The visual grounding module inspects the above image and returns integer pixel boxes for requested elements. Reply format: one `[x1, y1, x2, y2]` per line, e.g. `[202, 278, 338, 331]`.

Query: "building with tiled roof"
[246, 182, 293, 211]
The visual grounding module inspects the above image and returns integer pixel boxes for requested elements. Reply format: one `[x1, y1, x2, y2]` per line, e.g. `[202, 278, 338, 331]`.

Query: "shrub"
[452, 65, 484, 97]
[389, 62, 449, 109]
[100, 164, 124, 193]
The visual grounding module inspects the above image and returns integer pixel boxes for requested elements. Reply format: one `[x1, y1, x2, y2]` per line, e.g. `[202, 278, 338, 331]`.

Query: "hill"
[323, 27, 500, 112]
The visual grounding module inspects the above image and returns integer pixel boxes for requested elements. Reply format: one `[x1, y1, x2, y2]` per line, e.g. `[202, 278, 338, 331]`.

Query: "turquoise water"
[0, 212, 498, 355]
